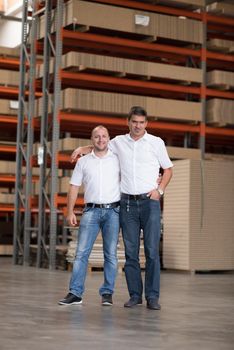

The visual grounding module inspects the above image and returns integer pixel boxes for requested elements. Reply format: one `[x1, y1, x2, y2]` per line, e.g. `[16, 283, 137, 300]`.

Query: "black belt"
[121, 193, 149, 200]
[85, 201, 120, 209]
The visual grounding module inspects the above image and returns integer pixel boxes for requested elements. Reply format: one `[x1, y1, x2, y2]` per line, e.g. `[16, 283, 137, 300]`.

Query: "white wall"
[0, 0, 22, 48]
[0, 19, 22, 47]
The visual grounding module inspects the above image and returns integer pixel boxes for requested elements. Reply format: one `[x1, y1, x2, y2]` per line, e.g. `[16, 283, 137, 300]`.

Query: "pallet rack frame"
[37, 0, 64, 269]
[13, 0, 34, 265]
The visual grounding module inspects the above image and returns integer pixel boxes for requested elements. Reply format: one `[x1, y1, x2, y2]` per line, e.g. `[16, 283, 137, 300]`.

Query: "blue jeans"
[120, 197, 161, 300]
[69, 206, 120, 297]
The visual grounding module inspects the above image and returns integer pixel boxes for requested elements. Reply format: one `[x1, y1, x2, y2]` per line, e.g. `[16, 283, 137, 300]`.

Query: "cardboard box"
[162, 0, 205, 8]
[207, 38, 234, 53]
[0, 46, 20, 57]
[207, 70, 234, 88]
[167, 146, 201, 160]
[206, 1, 234, 16]
[206, 99, 234, 125]
[0, 99, 19, 115]
[0, 160, 16, 173]
[0, 193, 15, 204]
[0, 69, 20, 86]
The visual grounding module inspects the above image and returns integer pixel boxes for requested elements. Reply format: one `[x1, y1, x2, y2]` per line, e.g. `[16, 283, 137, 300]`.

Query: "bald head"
[91, 125, 109, 138]
[91, 125, 110, 154]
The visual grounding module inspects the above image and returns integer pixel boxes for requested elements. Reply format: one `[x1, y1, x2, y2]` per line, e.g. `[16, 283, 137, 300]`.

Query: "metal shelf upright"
[13, 0, 37, 265]
[37, 0, 64, 269]
[13, 0, 64, 269]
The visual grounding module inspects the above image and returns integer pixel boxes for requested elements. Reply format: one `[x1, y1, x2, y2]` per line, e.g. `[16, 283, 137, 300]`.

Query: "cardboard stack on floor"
[163, 159, 234, 272]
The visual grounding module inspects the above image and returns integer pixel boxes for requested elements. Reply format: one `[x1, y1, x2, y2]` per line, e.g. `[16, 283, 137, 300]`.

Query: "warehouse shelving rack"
[12, 0, 234, 269]
[12, 0, 38, 265]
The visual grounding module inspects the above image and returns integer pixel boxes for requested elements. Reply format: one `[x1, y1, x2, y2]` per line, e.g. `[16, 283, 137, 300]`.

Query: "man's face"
[91, 127, 110, 152]
[128, 115, 148, 139]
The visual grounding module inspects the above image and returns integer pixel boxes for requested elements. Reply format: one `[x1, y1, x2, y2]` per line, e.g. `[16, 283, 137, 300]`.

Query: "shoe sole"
[102, 302, 113, 306]
[147, 306, 161, 310]
[124, 303, 142, 308]
[58, 301, 82, 305]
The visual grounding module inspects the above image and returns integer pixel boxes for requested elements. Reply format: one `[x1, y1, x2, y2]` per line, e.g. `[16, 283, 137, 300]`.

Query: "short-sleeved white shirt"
[109, 132, 173, 194]
[70, 150, 120, 203]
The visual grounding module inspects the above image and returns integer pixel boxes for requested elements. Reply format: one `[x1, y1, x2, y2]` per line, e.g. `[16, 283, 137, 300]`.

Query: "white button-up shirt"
[109, 132, 173, 194]
[70, 150, 120, 203]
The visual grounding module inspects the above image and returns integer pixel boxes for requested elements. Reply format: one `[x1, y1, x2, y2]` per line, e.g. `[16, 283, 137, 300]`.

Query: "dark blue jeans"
[120, 197, 161, 300]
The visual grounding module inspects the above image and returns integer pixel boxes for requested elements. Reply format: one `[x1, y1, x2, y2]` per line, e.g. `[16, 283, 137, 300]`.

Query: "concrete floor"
[0, 257, 234, 350]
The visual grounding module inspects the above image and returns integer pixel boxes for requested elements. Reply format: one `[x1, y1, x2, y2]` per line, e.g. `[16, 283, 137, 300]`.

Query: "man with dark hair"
[72, 106, 173, 310]
[59, 125, 120, 306]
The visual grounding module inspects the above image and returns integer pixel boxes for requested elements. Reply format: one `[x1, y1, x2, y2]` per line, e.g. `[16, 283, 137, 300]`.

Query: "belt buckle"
[134, 195, 137, 200]
[105, 204, 111, 209]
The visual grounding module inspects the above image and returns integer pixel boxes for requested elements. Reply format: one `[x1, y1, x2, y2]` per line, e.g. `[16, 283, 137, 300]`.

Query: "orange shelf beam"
[62, 29, 201, 58]
[206, 13, 234, 27]
[59, 112, 234, 137]
[4, 112, 233, 139]
[0, 204, 15, 212]
[61, 30, 234, 66]
[57, 195, 84, 207]
[61, 70, 234, 99]
[57, 153, 72, 163]
[0, 57, 23, 71]
[0, 175, 16, 183]
[0, 144, 16, 153]
[0, 175, 39, 183]
[0, 86, 42, 100]
[0, 115, 18, 124]
[205, 88, 234, 99]
[205, 126, 234, 137]
[206, 50, 234, 63]
[61, 70, 201, 96]
[59, 111, 198, 132]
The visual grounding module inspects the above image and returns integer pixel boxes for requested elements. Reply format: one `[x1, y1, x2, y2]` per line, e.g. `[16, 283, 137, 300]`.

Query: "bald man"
[59, 126, 120, 306]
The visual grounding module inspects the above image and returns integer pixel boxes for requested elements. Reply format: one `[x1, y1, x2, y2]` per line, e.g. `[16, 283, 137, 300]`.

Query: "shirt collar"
[126, 131, 148, 142]
[91, 149, 113, 159]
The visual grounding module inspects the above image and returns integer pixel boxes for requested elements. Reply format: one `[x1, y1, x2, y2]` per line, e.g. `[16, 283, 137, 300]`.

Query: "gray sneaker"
[124, 297, 142, 308]
[58, 293, 82, 305]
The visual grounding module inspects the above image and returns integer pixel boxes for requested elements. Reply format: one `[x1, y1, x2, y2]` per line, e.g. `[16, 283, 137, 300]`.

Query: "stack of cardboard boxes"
[39, 0, 203, 44]
[163, 159, 234, 271]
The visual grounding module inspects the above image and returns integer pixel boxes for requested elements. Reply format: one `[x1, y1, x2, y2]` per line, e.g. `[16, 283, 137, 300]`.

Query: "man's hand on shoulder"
[71, 145, 93, 163]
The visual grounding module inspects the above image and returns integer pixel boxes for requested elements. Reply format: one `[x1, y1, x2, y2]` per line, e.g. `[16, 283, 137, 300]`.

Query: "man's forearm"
[67, 185, 79, 214]
[158, 167, 173, 191]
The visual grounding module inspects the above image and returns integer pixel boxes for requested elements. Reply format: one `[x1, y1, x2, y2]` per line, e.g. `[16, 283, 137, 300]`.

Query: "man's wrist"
[157, 187, 164, 196]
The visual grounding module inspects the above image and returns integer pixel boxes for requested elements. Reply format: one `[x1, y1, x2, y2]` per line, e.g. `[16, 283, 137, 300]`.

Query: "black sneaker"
[58, 293, 82, 305]
[102, 294, 113, 306]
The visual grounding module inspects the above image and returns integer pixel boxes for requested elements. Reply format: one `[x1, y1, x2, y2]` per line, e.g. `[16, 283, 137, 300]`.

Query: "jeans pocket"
[113, 206, 120, 214]
[150, 198, 160, 202]
[83, 206, 92, 213]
